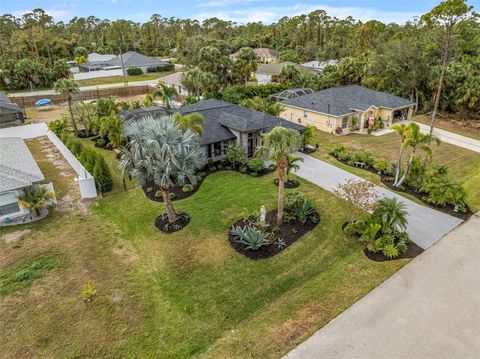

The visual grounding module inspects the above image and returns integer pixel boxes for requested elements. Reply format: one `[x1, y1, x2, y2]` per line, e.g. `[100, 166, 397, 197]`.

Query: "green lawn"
[0, 146, 409, 358]
[311, 130, 480, 212]
[76, 71, 176, 87]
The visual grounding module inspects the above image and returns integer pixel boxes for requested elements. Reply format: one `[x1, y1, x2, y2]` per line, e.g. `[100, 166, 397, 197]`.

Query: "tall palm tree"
[154, 82, 177, 109]
[394, 123, 439, 187]
[119, 116, 203, 223]
[373, 197, 408, 234]
[285, 154, 303, 182]
[257, 127, 302, 225]
[54, 78, 80, 134]
[173, 112, 204, 136]
[391, 122, 410, 185]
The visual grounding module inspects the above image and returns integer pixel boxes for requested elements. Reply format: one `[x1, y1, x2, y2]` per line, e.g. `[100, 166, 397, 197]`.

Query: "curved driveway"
[294, 152, 463, 249]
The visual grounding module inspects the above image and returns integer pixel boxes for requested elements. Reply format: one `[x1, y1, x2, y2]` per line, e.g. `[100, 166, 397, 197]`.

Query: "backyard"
[310, 129, 480, 212]
[0, 143, 409, 358]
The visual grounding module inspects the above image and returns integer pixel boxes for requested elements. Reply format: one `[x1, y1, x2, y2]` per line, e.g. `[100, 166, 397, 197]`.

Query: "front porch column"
[359, 113, 366, 133]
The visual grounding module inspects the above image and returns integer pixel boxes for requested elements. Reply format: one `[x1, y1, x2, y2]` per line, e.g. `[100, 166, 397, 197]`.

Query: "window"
[303, 111, 308, 118]
[341, 117, 348, 129]
[205, 144, 212, 159]
[213, 142, 222, 157]
[0, 192, 20, 216]
[297, 118, 302, 124]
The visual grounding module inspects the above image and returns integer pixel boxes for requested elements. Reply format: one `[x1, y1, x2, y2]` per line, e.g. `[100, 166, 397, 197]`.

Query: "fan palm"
[373, 197, 408, 234]
[173, 112, 205, 136]
[154, 83, 177, 109]
[119, 116, 203, 223]
[53, 78, 79, 134]
[257, 127, 302, 225]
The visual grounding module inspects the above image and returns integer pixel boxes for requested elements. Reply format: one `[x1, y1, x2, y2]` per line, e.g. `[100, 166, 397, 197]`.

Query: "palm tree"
[373, 197, 408, 234]
[17, 186, 54, 216]
[143, 93, 155, 107]
[257, 127, 302, 225]
[240, 96, 285, 116]
[154, 82, 177, 109]
[173, 112, 204, 136]
[394, 122, 439, 187]
[391, 122, 410, 185]
[285, 154, 303, 182]
[99, 111, 123, 149]
[54, 78, 80, 135]
[119, 116, 203, 223]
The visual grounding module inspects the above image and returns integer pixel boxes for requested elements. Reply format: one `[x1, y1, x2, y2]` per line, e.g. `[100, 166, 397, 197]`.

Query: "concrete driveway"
[284, 212, 480, 359]
[294, 152, 463, 249]
[414, 121, 480, 153]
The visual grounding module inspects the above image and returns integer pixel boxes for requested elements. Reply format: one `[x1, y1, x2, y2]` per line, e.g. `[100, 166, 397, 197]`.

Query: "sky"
[1, 0, 479, 25]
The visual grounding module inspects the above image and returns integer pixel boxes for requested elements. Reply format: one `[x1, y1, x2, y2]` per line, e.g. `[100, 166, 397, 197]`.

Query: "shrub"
[423, 177, 467, 212]
[239, 165, 247, 173]
[93, 155, 113, 194]
[292, 198, 317, 224]
[81, 280, 97, 302]
[329, 145, 347, 159]
[182, 184, 194, 192]
[230, 224, 269, 250]
[95, 138, 107, 148]
[66, 138, 84, 157]
[127, 67, 143, 75]
[146, 187, 153, 193]
[247, 158, 265, 173]
[225, 145, 247, 168]
[17, 186, 54, 216]
[169, 192, 176, 200]
[350, 151, 374, 167]
[284, 190, 309, 212]
[155, 191, 162, 198]
[373, 158, 391, 175]
[79, 148, 98, 174]
[48, 118, 68, 137]
[156, 63, 174, 72]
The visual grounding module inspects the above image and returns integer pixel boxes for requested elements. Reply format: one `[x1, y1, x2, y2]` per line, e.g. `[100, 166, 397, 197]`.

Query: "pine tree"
[93, 155, 113, 195]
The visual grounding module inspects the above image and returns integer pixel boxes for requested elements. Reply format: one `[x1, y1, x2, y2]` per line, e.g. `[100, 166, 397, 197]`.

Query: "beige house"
[255, 61, 313, 84]
[158, 71, 189, 97]
[280, 85, 415, 134]
[230, 48, 279, 64]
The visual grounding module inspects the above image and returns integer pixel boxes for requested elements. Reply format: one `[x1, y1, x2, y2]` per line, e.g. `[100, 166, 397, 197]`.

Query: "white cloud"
[193, 3, 422, 24]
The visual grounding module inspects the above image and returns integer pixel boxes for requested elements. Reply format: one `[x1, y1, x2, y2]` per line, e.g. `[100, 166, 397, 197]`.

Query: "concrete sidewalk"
[284, 212, 480, 359]
[294, 152, 463, 249]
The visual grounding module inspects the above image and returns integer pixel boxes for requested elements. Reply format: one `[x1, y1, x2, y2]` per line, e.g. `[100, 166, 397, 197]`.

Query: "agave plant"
[293, 198, 316, 224]
[231, 224, 269, 250]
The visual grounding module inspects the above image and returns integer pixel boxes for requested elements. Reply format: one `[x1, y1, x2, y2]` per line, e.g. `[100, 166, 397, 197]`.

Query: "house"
[0, 93, 24, 129]
[301, 60, 338, 73]
[87, 52, 116, 63]
[158, 72, 189, 96]
[78, 51, 169, 74]
[230, 48, 279, 64]
[280, 85, 415, 134]
[254, 62, 313, 84]
[119, 106, 174, 123]
[122, 99, 305, 162]
[0, 137, 55, 224]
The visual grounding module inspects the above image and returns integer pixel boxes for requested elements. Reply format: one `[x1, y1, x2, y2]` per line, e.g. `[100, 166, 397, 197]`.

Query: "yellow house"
[279, 85, 415, 134]
[230, 48, 279, 64]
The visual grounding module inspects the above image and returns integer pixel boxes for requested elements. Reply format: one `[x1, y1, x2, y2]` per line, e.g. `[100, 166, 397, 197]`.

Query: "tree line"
[0, 1, 478, 115]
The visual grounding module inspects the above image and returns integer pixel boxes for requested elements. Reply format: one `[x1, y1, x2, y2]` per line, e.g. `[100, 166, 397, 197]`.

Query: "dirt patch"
[1, 229, 31, 244]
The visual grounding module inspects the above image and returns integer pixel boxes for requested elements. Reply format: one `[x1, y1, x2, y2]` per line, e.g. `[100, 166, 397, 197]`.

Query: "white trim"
[282, 104, 355, 118]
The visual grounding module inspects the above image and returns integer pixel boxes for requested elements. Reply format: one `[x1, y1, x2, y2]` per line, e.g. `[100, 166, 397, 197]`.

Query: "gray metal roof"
[283, 85, 415, 116]
[178, 99, 305, 145]
[0, 137, 44, 192]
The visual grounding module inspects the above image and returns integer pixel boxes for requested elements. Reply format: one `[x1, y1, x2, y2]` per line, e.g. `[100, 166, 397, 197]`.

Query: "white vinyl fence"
[0, 123, 97, 199]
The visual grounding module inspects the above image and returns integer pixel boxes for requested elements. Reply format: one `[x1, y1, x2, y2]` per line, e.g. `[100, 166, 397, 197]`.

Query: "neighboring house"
[301, 59, 338, 73]
[119, 106, 174, 123]
[122, 99, 305, 163]
[254, 62, 313, 84]
[78, 51, 169, 74]
[0, 137, 55, 224]
[158, 72, 189, 96]
[230, 48, 279, 64]
[87, 52, 116, 63]
[280, 85, 415, 134]
[0, 93, 24, 129]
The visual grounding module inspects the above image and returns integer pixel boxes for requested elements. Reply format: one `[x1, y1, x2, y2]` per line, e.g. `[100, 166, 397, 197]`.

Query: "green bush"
[66, 138, 84, 157]
[127, 67, 143, 75]
[93, 155, 113, 193]
[247, 158, 265, 173]
[230, 224, 269, 250]
[350, 151, 374, 167]
[155, 191, 162, 198]
[95, 138, 107, 148]
[423, 177, 467, 212]
[79, 148, 98, 174]
[329, 145, 348, 159]
[225, 145, 247, 168]
[284, 190, 309, 212]
[373, 158, 391, 175]
[169, 192, 176, 200]
[182, 184, 194, 192]
[239, 165, 247, 173]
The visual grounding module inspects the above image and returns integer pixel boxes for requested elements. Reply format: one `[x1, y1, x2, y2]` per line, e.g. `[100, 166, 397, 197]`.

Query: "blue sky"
[1, 0, 479, 24]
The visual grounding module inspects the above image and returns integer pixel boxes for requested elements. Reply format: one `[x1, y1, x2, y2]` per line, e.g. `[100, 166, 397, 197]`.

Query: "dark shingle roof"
[283, 85, 415, 116]
[178, 99, 305, 145]
[119, 106, 174, 123]
[110, 52, 168, 68]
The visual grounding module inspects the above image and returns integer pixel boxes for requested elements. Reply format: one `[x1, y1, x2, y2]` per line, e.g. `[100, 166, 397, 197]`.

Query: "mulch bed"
[154, 212, 190, 233]
[331, 155, 473, 220]
[364, 242, 424, 262]
[274, 179, 300, 189]
[228, 209, 320, 260]
[142, 165, 276, 203]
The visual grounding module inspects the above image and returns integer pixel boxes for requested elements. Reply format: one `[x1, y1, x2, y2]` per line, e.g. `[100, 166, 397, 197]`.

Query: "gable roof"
[0, 137, 44, 192]
[109, 51, 168, 68]
[255, 62, 312, 76]
[178, 99, 305, 145]
[158, 71, 184, 87]
[87, 52, 116, 62]
[282, 85, 415, 116]
[119, 106, 174, 123]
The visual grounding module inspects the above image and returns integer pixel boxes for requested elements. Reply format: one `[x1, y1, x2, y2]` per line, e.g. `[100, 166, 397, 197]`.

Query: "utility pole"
[119, 48, 127, 87]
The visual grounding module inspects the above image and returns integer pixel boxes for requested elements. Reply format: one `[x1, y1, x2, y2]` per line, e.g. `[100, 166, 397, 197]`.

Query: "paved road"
[294, 152, 463, 249]
[8, 79, 158, 98]
[372, 121, 480, 153]
[284, 212, 480, 359]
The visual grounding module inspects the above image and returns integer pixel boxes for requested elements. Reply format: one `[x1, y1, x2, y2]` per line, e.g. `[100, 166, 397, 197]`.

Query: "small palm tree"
[173, 112, 205, 136]
[257, 127, 302, 225]
[17, 186, 54, 216]
[119, 116, 203, 223]
[373, 197, 408, 234]
[285, 154, 303, 183]
[99, 111, 123, 149]
[391, 122, 409, 185]
[154, 83, 177, 109]
[143, 93, 155, 107]
[54, 78, 80, 134]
